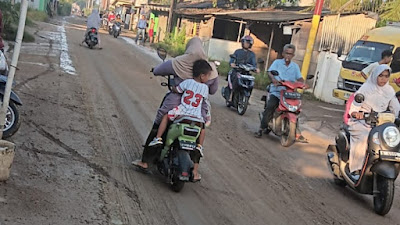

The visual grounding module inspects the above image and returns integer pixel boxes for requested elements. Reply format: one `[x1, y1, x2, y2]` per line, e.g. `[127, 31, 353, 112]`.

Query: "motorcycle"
[85, 27, 98, 49]
[110, 22, 121, 38]
[0, 55, 22, 138]
[260, 70, 307, 147]
[221, 55, 256, 115]
[326, 93, 400, 215]
[149, 48, 202, 192]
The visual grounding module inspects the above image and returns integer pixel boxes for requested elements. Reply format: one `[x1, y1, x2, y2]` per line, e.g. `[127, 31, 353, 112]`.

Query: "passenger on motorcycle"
[227, 35, 259, 102]
[81, 9, 102, 49]
[148, 60, 212, 181]
[255, 44, 304, 137]
[347, 65, 400, 175]
[132, 37, 219, 177]
[115, 14, 123, 23]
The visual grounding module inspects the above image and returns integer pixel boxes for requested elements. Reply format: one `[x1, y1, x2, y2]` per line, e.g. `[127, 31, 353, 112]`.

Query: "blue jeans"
[135, 28, 146, 44]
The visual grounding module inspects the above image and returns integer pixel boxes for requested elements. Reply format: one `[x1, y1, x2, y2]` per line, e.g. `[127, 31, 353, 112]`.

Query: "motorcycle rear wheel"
[171, 172, 185, 192]
[374, 175, 394, 215]
[237, 93, 249, 116]
[281, 118, 296, 147]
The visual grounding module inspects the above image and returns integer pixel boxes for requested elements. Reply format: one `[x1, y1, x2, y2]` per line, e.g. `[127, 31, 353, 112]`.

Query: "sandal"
[132, 160, 150, 174]
[192, 174, 202, 183]
[296, 135, 308, 143]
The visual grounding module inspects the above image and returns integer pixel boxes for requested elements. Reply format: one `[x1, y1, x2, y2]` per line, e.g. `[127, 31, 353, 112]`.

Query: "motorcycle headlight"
[282, 97, 298, 112]
[383, 126, 400, 147]
[337, 76, 344, 89]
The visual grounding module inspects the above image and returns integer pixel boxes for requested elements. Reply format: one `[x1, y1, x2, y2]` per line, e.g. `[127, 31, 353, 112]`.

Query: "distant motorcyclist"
[226, 35, 259, 103]
[81, 9, 102, 49]
[255, 44, 304, 138]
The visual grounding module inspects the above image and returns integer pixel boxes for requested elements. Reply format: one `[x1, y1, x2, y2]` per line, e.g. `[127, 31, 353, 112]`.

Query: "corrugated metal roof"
[218, 11, 314, 23]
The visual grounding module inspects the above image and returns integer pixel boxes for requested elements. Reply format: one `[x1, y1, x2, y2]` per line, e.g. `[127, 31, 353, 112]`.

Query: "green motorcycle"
[157, 116, 202, 192]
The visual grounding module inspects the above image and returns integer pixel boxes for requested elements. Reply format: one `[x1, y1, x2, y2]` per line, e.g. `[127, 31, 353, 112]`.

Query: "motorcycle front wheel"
[2, 101, 20, 139]
[281, 118, 296, 147]
[374, 175, 394, 215]
[237, 92, 249, 115]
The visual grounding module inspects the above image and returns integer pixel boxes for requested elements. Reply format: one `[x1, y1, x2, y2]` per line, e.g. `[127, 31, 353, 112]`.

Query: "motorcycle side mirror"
[306, 74, 314, 80]
[337, 47, 343, 58]
[257, 58, 265, 64]
[157, 47, 167, 62]
[354, 94, 365, 103]
[270, 70, 279, 76]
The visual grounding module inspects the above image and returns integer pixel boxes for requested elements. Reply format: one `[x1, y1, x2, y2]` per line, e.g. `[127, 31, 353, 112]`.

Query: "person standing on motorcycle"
[132, 37, 219, 173]
[227, 35, 259, 103]
[81, 9, 102, 49]
[255, 44, 304, 138]
[348, 65, 400, 176]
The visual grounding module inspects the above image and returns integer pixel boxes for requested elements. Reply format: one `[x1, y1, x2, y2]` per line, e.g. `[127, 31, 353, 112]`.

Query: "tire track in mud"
[25, 121, 142, 207]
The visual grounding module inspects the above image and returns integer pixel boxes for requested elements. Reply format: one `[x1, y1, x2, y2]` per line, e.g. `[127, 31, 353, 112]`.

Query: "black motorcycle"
[0, 63, 22, 138]
[85, 27, 98, 49]
[221, 55, 256, 115]
[326, 93, 400, 215]
[111, 22, 121, 38]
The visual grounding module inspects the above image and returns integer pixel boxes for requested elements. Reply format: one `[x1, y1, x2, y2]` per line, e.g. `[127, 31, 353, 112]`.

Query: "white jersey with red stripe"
[173, 79, 209, 122]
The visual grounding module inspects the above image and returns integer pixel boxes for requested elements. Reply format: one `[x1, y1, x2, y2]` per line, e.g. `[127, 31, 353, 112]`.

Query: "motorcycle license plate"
[379, 151, 400, 162]
[179, 140, 196, 151]
[284, 92, 301, 99]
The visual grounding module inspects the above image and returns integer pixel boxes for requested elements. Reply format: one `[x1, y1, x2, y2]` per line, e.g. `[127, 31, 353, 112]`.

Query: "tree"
[231, 0, 298, 9]
[380, 0, 400, 22]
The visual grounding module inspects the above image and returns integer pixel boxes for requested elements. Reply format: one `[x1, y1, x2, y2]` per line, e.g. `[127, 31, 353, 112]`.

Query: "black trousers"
[260, 95, 280, 129]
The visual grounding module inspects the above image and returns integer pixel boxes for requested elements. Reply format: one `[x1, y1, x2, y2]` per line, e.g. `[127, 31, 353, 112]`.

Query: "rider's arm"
[250, 52, 257, 67]
[268, 60, 280, 85]
[229, 50, 239, 67]
[207, 77, 219, 95]
[388, 96, 400, 117]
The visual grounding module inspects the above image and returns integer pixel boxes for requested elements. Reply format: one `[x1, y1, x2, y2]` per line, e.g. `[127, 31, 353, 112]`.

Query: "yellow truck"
[333, 23, 400, 100]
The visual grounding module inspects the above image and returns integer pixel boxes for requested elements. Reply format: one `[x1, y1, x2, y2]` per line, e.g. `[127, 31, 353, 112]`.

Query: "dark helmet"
[241, 35, 254, 48]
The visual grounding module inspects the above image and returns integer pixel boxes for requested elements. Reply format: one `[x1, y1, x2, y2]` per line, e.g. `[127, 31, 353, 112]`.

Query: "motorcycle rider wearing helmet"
[255, 44, 304, 138]
[227, 35, 259, 103]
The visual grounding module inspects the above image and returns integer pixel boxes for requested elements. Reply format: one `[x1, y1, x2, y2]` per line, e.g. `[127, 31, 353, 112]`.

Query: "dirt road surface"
[0, 17, 399, 225]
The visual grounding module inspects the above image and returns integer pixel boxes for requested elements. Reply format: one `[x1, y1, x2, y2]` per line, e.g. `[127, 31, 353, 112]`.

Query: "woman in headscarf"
[133, 37, 219, 180]
[81, 9, 102, 48]
[348, 64, 400, 175]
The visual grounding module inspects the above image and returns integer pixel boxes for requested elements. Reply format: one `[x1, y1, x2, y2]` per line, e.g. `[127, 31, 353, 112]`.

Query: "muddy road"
[0, 17, 399, 225]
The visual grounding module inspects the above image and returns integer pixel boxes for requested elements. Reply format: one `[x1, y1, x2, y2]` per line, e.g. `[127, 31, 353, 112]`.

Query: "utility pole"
[167, 0, 177, 33]
[0, 0, 28, 139]
[300, 0, 324, 80]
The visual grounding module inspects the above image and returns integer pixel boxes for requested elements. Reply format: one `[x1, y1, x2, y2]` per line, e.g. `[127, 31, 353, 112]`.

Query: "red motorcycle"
[261, 71, 308, 147]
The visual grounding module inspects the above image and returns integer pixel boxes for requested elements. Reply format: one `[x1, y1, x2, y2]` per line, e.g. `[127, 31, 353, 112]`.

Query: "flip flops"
[131, 160, 150, 174]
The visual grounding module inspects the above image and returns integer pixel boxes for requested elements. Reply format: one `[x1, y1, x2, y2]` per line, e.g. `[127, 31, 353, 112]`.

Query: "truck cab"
[333, 23, 400, 100]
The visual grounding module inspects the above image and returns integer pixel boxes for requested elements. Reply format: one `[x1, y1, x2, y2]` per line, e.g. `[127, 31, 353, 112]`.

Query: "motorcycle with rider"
[222, 35, 259, 115]
[255, 44, 307, 147]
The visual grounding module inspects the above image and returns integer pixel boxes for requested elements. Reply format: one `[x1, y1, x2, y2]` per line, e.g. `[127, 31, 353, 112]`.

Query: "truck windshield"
[346, 41, 394, 64]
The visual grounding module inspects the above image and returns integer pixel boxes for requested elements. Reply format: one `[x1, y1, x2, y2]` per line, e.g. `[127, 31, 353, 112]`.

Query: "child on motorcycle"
[148, 60, 212, 181]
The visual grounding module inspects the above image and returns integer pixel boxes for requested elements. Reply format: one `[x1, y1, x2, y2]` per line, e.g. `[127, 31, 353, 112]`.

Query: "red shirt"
[108, 14, 116, 22]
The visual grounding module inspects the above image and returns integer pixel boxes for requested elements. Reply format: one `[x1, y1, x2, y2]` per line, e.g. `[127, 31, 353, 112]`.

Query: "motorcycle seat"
[174, 116, 203, 127]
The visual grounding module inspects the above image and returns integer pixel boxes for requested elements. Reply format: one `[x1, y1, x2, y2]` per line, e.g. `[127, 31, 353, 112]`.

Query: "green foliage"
[254, 71, 271, 90]
[380, 0, 400, 22]
[154, 27, 187, 57]
[0, 2, 34, 42]
[215, 60, 231, 77]
[0, 2, 19, 29]
[231, 0, 298, 9]
[27, 9, 49, 23]
[58, 0, 72, 16]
